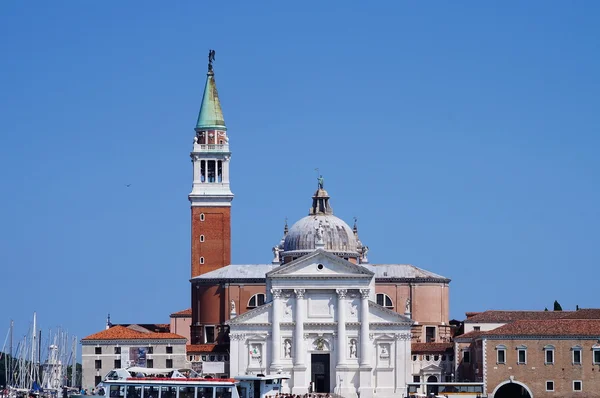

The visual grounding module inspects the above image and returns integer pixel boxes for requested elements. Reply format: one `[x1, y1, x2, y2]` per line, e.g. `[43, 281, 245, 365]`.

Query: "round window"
[317, 263, 324, 270]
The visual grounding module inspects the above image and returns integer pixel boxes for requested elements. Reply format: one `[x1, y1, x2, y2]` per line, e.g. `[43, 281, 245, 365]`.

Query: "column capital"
[336, 289, 347, 299]
[294, 289, 306, 299]
[272, 289, 282, 299]
[360, 288, 370, 299]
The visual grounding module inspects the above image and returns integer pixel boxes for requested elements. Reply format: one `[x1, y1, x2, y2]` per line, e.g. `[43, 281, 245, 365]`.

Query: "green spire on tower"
[196, 49, 226, 130]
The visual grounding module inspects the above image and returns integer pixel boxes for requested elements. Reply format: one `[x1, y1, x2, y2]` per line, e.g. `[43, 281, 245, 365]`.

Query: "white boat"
[99, 368, 288, 398]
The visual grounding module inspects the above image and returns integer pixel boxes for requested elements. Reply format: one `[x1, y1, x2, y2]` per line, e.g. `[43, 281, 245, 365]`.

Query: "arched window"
[376, 293, 393, 308]
[248, 294, 265, 309]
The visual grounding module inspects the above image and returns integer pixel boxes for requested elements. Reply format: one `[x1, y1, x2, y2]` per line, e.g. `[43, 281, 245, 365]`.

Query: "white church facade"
[227, 250, 413, 398]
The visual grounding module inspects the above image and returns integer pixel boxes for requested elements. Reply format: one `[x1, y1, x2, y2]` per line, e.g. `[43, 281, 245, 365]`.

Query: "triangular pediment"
[227, 302, 272, 325]
[421, 364, 442, 372]
[369, 301, 413, 325]
[267, 250, 374, 278]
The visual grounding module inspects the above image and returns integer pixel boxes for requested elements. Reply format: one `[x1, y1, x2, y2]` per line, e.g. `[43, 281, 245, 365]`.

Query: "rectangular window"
[518, 349, 526, 364]
[216, 387, 232, 398]
[463, 351, 470, 363]
[126, 385, 141, 398]
[114, 359, 121, 368]
[144, 386, 159, 398]
[573, 349, 582, 364]
[166, 359, 173, 368]
[114, 347, 121, 354]
[94, 376, 102, 387]
[205, 326, 216, 343]
[95, 347, 102, 355]
[95, 360, 102, 369]
[147, 359, 154, 368]
[573, 380, 582, 391]
[497, 349, 506, 364]
[546, 381, 554, 392]
[413, 375, 420, 383]
[473, 326, 481, 331]
[425, 327, 436, 343]
[545, 349, 554, 364]
[147, 346, 154, 354]
[109, 385, 124, 398]
[166, 346, 173, 354]
[594, 349, 600, 364]
[161, 386, 177, 398]
[179, 387, 195, 398]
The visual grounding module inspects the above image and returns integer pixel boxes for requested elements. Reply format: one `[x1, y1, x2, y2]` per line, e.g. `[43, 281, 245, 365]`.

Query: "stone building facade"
[455, 310, 600, 397]
[81, 325, 187, 390]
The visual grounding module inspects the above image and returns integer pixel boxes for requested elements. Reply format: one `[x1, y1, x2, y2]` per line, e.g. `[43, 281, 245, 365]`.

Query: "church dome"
[283, 214, 358, 254]
[278, 183, 364, 262]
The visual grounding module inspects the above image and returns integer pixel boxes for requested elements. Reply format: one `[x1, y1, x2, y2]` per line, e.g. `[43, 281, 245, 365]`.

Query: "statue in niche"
[350, 302, 358, 316]
[405, 298, 411, 313]
[349, 339, 357, 358]
[230, 300, 236, 313]
[284, 302, 292, 316]
[193, 136, 198, 144]
[315, 338, 326, 351]
[380, 345, 389, 358]
[284, 339, 292, 358]
[250, 344, 261, 359]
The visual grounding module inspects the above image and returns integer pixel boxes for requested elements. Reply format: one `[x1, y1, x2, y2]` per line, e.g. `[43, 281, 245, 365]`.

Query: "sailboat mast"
[71, 337, 77, 387]
[9, 320, 13, 386]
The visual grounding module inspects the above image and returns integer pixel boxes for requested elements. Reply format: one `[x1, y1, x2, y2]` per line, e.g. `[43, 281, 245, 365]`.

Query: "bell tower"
[189, 51, 233, 278]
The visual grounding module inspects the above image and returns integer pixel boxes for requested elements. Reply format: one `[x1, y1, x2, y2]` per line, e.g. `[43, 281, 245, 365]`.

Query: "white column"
[359, 288, 370, 366]
[294, 289, 306, 365]
[271, 289, 282, 370]
[192, 156, 201, 184]
[336, 289, 347, 365]
[222, 157, 230, 183]
[203, 160, 207, 183]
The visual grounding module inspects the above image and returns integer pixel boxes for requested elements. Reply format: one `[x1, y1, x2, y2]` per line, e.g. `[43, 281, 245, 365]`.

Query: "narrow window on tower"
[200, 213, 205, 221]
[200, 160, 206, 183]
[208, 160, 216, 182]
[218, 160, 223, 182]
[200, 257, 205, 264]
[200, 235, 205, 242]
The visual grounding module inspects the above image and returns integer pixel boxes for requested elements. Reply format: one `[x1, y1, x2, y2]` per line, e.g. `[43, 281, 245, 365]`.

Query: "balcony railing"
[194, 144, 230, 152]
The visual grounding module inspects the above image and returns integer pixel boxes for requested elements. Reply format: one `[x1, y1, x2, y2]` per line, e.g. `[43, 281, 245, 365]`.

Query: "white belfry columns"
[271, 289, 282, 370]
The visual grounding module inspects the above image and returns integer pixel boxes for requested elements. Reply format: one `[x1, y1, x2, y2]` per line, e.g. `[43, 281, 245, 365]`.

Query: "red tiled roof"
[488, 320, 600, 337]
[186, 344, 227, 353]
[560, 309, 600, 320]
[454, 330, 488, 341]
[465, 312, 482, 319]
[171, 308, 192, 317]
[82, 325, 186, 341]
[411, 343, 453, 353]
[465, 310, 571, 323]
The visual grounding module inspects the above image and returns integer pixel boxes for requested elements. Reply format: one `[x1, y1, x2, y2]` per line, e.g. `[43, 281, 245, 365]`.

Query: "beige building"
[81, 325, 187, 390]
[170, 308, 192, 343]
[455, 309, 600, 398]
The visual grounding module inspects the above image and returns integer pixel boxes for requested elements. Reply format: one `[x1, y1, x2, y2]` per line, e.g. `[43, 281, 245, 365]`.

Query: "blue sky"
[1, 1, 599, 346]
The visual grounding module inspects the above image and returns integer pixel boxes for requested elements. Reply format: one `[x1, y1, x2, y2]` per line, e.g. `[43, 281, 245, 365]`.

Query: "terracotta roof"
[487, 320, 600, 337]
[464, 310, 571, 323]
[453, 330, 490, 341]
[465, 312, 482, 319]
[411, 343, 453, 353]
[186, 344, 227, 353]
[82, 325, 186, 341]
[560, 309, 600, 320]
[171, 308, 192, 317]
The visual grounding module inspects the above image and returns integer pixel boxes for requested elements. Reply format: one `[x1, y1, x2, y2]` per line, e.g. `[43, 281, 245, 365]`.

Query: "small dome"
[283, 215, 358, 254]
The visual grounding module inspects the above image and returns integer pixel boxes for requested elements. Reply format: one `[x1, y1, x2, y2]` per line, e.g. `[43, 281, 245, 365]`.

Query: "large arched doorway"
[426, 375, 438, 396]
[493, 380, 532, 398]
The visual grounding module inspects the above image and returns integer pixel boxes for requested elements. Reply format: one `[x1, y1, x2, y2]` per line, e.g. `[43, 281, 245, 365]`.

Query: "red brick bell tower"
[189, 54, 233, 278]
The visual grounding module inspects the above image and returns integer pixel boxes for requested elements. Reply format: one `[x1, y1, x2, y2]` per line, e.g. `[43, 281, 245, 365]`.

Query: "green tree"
[554, 300, 563, 311]
[544, 307, 548, 311]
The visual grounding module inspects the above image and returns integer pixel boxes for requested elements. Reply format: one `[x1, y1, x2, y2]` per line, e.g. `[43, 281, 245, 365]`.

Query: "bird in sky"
[125, 184, 132, 188]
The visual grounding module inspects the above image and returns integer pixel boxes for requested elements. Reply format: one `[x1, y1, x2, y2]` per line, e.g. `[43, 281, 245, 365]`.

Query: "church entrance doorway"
[310, 354, 330, 393]
[494, 381, 532, 398]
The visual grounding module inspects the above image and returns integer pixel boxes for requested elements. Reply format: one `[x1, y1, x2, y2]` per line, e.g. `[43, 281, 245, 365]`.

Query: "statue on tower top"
[317, 175, 324, 190]
[208, 49, 216, 72]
